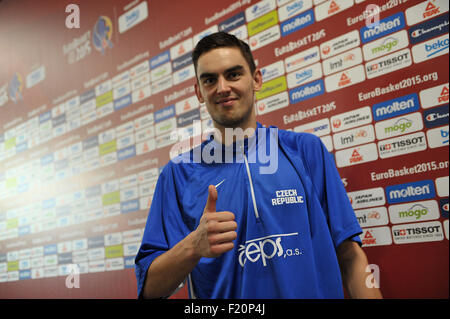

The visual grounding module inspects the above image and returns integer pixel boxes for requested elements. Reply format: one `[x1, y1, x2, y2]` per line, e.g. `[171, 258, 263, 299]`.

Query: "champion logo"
[443, 203, 449, 212]
[328, 0, 340, 14]
[322, 45, 331, 55]
[423, 1, 440, 18]
[258, 103, 266, 112]
[338, 73, 351, 87]
[438, 86, 449, 103]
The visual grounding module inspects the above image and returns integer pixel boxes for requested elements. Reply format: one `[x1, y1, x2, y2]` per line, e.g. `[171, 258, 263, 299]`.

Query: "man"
[135, 32, 382, 299]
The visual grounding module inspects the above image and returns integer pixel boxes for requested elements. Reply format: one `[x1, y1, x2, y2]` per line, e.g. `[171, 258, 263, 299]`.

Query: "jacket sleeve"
[134, 162, 190, 298]
[300, 133, 362, 249]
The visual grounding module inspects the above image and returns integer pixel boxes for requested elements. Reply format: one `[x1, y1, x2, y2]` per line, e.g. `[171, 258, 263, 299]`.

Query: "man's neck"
[213, 119, 257, 146]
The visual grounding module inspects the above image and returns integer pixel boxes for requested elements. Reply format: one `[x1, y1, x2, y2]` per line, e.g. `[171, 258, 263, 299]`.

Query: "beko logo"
[238, 233, 301, 267]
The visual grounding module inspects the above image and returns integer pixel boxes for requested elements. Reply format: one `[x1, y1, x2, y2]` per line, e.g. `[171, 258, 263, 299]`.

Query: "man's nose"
[217, 76, 231, 95]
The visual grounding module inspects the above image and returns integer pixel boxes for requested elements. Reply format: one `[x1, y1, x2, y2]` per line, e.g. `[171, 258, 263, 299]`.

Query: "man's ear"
[253, 68, 263, 92]
[194, 82, 205, 103]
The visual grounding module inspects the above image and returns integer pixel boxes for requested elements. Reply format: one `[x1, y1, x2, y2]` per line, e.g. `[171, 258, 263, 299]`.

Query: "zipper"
[240, 144, 260, 221]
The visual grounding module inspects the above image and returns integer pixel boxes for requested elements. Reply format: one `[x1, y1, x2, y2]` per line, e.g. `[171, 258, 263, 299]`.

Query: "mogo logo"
[399, 203, 429, 220]
[238, 233, 300, 267]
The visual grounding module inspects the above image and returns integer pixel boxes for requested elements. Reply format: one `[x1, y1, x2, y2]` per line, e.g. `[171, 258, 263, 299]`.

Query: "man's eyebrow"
[198, 65, 245, 80]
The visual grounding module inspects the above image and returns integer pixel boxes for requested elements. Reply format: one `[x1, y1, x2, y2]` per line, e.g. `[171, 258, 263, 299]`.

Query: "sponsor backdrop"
[0, 0, 448, 298]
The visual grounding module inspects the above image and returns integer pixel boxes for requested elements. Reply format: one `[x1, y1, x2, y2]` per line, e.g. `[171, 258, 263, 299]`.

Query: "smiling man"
[135, 32, 382, 299]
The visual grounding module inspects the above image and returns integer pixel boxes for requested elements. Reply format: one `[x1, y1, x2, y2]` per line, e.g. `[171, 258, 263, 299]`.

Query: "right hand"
[193, 185, 238, 258]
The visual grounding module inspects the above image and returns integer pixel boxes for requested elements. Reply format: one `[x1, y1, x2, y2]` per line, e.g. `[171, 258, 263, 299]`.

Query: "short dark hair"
[192, 32, 256, 77]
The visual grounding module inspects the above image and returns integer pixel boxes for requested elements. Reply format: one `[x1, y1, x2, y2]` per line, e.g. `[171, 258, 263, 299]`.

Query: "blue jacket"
[135, 122, 362, 298]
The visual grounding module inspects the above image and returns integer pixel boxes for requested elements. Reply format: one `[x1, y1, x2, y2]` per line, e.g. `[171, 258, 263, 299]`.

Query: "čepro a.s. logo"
[92, 16, 114, 54]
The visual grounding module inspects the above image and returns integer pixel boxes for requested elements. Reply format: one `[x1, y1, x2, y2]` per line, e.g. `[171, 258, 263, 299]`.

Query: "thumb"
[204, 185, 217, 213]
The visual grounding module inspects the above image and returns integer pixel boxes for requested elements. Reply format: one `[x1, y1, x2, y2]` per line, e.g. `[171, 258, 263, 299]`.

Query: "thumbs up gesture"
[193, 185, 237, 258]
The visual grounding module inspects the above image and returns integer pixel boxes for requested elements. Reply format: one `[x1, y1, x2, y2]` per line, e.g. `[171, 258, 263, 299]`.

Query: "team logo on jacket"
[271, 189, 304, 206]
[238, 233, 301, 267]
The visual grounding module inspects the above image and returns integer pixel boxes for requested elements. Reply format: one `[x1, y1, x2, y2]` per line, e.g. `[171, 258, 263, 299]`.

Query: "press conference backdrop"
[0, 0, 448, 298]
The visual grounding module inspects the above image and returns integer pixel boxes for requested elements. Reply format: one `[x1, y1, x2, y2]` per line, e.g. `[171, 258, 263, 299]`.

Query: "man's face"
[194, 47, 262, 130]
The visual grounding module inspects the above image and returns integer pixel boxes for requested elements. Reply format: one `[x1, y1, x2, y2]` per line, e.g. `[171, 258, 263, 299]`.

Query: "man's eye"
[228, 72, 241, 80]
[203, 78, 216, 85]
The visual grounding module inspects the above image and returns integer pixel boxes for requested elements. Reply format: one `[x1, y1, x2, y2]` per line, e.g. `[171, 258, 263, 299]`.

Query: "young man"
[135, 32, 382, 299]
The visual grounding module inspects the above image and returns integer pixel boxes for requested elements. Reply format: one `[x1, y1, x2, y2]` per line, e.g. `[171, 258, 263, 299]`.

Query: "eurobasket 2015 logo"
[8, 72, 23, 104]
[92, 16, 114, 55]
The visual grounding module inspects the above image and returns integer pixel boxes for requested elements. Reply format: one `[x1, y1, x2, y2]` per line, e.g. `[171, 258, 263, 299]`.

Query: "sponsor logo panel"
[386, 179, 436, 204]
[419, 83, 449, 109]
[280, 9, 315, 37]
[405, 0, 449, 26]
[348, 187, 386, 210]
[392, 221, 444, 244]
[261, 60, 285, 83]
[335, 142, 378, 168]
[247, 10, 278, 37]
[289, 79, 324, 104]
[426, 125, 449, 148]
[245, 0, 277, 22]
[423, 104, 449, 128]
[330, 106, 372, 133]
[360, 227, 392, 247]
[324, 64, 366, 93]
[287, 62, 322, 89]
[256, 91, 289, 115]
[118, 1, 148, 33]
[435, 176, 449, 197]
[255, 76, 287, 100]
[373, 93, 420, 121]
[389, 200, 440, 224]
[249, 24, 281, 51]
[363, 30, 409, 62]
[355, 206, 389, 227]
[314, 0, 354, 22]
[320, 29, 360, 59]
[294, 118, 330, 137]
[440, 198, 449, 218]
[322, 47, 363, 76]
[378, 132, 427, 159]
[409, 12, 449, 44]
[170, 37, 193, 61]
[219, 11, 246, 33]
[365, 48, 412, 79]
[360, 12, 405, 44]
[411, 33, 449, 63]
[375, 112, 424, 140]
[278, 0, 313, 22]
[333, 124, 375, 150]
[284, 45, 320, 73]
